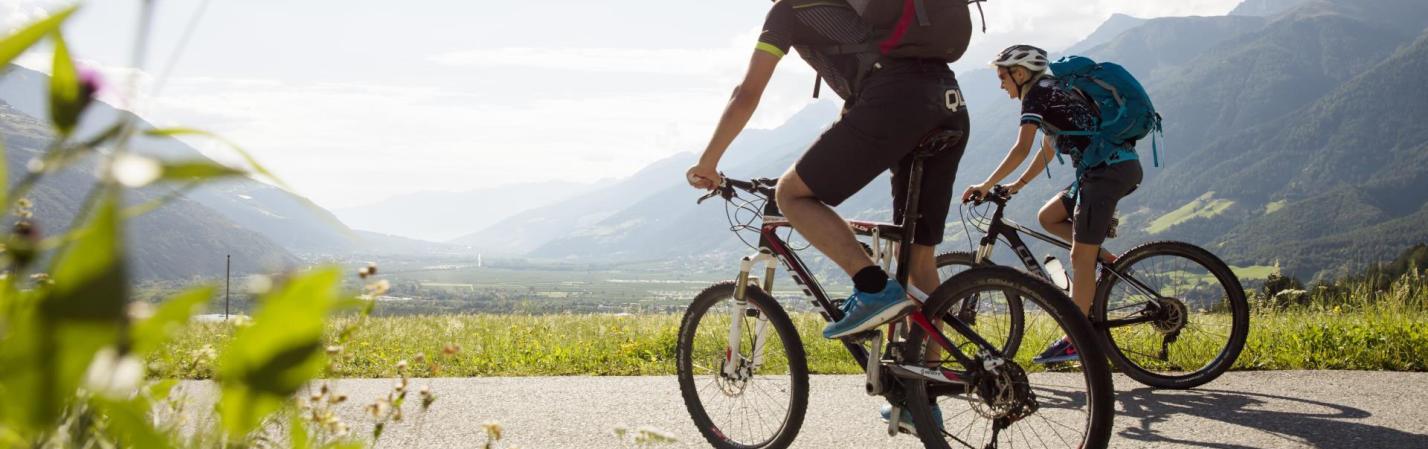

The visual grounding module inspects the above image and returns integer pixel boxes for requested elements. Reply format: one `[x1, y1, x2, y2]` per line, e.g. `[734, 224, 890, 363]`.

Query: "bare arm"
[982, 124, 1040, 185]
[962, 124, 1039, 201]
[1009, 136, 1058, 193]
[687, 50, 780, 189]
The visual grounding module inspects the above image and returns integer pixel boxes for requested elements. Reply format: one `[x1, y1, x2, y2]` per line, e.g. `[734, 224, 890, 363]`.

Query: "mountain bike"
[947, 185, 1249, 389]
[676, 130, 1114, 449]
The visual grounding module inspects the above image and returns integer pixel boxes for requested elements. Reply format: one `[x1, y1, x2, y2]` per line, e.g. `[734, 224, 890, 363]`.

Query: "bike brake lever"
[696, 190, 719, 205]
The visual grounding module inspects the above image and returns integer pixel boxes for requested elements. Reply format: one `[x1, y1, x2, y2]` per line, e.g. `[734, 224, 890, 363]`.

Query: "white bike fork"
[725, 251, 778, 379]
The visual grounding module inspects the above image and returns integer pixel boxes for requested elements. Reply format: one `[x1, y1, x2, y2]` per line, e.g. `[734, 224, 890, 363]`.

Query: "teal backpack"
[1047, 55, 1164, 171]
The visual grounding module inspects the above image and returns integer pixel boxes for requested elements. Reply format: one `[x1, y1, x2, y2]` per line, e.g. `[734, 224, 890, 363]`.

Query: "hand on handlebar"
[962, 182, 994, 204]
[686, 164, 721, 191]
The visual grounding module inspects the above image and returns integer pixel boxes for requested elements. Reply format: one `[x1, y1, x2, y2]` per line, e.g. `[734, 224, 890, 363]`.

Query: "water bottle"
[1044, 256, 1071, 291]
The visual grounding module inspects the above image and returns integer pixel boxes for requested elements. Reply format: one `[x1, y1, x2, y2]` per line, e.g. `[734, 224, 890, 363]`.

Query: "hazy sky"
[2, 0, 1242, 209]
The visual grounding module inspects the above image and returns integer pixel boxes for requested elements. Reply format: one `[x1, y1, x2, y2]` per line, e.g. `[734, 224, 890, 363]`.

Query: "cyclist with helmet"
[685, 2, 969, 345]
[962, 45, 1143, 364]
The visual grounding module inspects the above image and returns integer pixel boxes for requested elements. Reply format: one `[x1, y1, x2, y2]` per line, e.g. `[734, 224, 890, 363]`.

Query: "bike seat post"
[894, 155, 926, 288]
[894, 130, 962, 288]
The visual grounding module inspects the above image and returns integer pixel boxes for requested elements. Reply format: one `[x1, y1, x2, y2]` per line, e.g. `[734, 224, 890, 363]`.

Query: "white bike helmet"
[990, 45, 1049, 73]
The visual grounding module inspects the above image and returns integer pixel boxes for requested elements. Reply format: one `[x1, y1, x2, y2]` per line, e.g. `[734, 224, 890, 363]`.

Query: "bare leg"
[1069, 243, 1099, 315]
[1042, 195, 1102, 314]
[1040, 195, 1116, 263]
[905, 244, 939, 297]
[904, 244, 944, 364]
[1038, 196, 1074, 243]
[776, 167, 877, 277]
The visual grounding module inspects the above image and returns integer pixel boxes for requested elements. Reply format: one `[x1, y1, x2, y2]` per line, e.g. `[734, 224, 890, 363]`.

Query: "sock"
[853, 266, 890, 293]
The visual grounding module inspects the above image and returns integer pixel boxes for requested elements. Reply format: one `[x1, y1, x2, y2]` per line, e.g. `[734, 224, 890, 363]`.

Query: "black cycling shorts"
[794, 60, 970, 246]
[1059, 160, 1143, 245]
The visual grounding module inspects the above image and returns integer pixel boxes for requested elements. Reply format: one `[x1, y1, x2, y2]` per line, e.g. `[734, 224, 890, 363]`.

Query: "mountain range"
[0, 65, 460, 279]
[5, 0, 1424, 281]
[446, 0, 1428, 280]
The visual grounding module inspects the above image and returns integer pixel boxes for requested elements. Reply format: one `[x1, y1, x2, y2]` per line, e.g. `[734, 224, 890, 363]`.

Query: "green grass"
[1264, 200, 1288, 215]
[1146, 192, 1236, 234]
[1231, 265, 1278, 280]
[150, 308, 1428, 379]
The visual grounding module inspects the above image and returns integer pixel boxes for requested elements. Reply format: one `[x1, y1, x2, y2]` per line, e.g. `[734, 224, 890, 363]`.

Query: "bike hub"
[1152, 297, 1189, 334]
[715, 358, 753, 396]
[968, 358, 1038, 424]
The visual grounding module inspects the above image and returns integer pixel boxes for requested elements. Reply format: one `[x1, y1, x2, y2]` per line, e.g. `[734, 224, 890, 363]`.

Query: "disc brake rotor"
[967, 359, 1038, 423]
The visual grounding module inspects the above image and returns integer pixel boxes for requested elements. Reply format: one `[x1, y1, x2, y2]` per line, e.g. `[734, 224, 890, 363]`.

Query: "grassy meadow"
[150, 275, 1428, 379]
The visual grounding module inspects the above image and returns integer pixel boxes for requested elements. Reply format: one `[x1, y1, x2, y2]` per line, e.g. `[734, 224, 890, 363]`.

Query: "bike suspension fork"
[728, 251, 778, 377]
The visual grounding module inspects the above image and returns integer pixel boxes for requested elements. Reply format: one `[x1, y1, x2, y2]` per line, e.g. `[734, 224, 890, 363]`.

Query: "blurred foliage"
[0, 8, 423, 449]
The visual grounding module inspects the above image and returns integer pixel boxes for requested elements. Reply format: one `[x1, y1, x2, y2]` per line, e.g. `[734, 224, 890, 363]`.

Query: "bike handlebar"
[695, 175, 777, 205]
[968, 184, 1015, 206]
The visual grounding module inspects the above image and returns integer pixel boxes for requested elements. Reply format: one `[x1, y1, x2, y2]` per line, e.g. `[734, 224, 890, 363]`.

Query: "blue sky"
[3, 0, 1242, 209]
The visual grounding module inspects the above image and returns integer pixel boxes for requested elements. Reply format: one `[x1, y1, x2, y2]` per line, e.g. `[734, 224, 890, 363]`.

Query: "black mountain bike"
[675, 130, 1114, 449]
[945, 185, 1249, 389]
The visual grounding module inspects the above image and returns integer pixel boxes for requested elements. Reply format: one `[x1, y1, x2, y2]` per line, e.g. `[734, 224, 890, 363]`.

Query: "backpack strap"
[913, 0, 931, 26]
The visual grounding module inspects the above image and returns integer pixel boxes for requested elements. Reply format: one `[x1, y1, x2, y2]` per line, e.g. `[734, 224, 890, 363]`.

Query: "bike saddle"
[914, 129, 965, 158]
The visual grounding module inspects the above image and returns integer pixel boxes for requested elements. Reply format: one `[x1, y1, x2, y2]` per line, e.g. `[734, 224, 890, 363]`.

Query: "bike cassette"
[1152, 297, 1189, 334]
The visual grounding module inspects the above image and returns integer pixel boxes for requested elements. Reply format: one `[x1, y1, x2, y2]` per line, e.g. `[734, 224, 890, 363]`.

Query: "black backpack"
[797, 0, 985, 97]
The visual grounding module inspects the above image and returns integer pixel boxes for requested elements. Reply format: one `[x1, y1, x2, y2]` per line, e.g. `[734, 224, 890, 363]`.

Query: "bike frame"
[970, 195, 1167, 330]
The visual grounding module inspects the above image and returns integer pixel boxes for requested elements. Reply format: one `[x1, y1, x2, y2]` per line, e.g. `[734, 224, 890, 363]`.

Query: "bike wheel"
[905, 266, 1115, 449]
[936, 251, 1024, 359]
[1094, 241, 1250, 389]
[677, 281, 809, 449]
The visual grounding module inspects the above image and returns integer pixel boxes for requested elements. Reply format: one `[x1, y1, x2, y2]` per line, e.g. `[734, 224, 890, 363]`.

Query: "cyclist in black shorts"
[962, 45, 1143, 364]
[685, 2, 970, 343]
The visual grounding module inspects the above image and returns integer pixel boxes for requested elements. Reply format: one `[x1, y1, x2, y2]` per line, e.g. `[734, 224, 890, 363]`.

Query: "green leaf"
[131, 285, 214, 356]
[0, 6, 77, 68]
[161, 160, 247, 181]
[146, 379, 179, 403]
[143, 128, 290, 191]
[46, 187, 127, 322]
[143, 127, 355, 240]
[217, 267, 343, 437]
[48, 30, 81, 135]
[0, 188, 127, 433]
[93, 397, 176, 449]
[289, 410, 312, 449]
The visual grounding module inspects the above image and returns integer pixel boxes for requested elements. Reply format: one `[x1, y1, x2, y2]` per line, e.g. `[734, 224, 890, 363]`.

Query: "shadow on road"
[1116, 387, 1428, 448]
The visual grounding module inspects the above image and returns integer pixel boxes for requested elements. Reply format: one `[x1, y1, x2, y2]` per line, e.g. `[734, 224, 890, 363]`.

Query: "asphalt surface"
[176, 371, 1428, 448]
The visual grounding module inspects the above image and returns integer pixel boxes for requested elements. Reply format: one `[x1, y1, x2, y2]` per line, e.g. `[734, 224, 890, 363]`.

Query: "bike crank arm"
[887, 364, 969, 386]
[865, 330, 885, 396]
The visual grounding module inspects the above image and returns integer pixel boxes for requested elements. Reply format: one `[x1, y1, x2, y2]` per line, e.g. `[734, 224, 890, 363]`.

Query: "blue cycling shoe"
[1031, 335, 1079, 364]
[822, 281, 914, 339]
[880, 403, 944, 434]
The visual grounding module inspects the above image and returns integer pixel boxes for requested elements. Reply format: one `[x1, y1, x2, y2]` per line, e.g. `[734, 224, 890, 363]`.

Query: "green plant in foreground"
[0, 6, 424, 448]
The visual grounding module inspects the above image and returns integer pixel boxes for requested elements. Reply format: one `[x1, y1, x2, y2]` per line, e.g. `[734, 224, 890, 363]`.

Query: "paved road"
[178, 371, 1428, 448]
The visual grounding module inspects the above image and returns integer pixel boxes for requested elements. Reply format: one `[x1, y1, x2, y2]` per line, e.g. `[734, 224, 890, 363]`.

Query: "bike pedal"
[845, 330, 881, 342]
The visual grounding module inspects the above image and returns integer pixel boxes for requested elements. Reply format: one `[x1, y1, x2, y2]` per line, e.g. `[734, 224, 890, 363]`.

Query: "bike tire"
[1094, 241, 1250, 390]
[676, 281, 809, 449]
[935, 251, 1025, 358]
[905, 266, 1115, 449]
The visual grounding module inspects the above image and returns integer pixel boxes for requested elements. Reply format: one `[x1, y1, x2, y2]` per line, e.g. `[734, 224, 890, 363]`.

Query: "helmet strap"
[1015, 71, 1047, 100]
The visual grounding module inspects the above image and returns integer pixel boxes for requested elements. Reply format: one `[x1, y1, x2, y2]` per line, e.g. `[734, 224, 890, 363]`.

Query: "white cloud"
[431, 47, 739, 76]
[0, 0, 52, 29]
[5, 0, 1249, 212]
